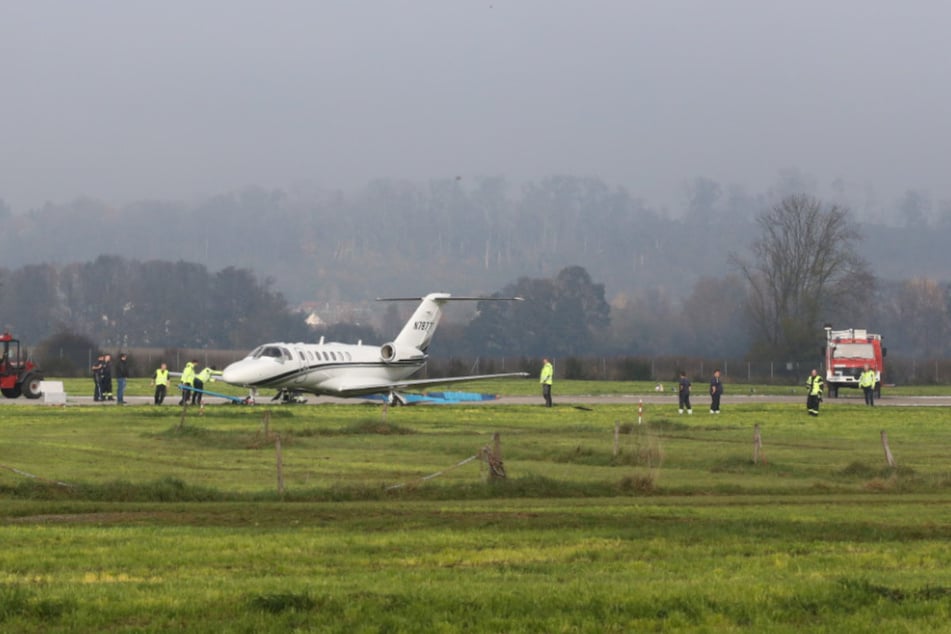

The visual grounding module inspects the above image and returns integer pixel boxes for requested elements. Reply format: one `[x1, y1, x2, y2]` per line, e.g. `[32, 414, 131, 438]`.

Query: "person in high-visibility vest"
[858, 363, 876, 407]
[539, 358, 553, 408]
[806, 368, 824, 417]
[152, 363, 169, 405]
[178, 360, 196, 405]
[193, 365, 222, 407]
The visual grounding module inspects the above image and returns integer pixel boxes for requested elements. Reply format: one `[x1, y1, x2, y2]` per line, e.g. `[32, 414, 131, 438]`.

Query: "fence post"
[486, 432, 506, 479]
[753, 424, 765, 465]
[275, 434, 285, 496]
[614, 421, 620, 457]
[881, 430, 896, 467]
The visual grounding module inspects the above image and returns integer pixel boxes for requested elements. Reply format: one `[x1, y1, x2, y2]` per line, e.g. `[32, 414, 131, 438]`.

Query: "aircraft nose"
[221, 360, 254, 385]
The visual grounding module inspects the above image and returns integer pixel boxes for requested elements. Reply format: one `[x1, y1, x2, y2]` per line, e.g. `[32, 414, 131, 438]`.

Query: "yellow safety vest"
[858, 370, 876, 388]
[539, 362, 553, 385]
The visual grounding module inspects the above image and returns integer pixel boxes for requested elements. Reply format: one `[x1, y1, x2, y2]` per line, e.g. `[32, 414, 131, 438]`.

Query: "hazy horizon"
[4, 1, 950, 219]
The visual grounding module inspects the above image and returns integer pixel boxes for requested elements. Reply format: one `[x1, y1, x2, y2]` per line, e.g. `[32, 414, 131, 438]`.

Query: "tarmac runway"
[4, 392, 951, 407]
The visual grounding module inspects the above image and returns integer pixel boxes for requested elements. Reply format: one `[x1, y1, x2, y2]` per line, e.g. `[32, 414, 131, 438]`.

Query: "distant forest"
[2, 175, 951, 361]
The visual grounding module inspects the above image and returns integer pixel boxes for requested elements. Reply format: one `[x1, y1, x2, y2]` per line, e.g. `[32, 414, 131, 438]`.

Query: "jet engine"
[380, 342, 425, 363]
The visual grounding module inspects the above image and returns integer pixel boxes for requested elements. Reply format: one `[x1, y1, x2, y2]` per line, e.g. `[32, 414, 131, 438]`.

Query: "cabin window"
[299, 351, 306, 360]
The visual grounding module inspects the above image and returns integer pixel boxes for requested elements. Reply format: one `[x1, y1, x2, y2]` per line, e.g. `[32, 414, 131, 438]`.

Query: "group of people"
[538, 360, 877, 416]
[676, 368, 722, 414]
[90, 354, 220, 406]
[152, 359, 220, 405]
[171, 360, 222, 406]
[538, 361, 726, 413]
[805, 363, 877, 416]
[91, 352, 130, 404]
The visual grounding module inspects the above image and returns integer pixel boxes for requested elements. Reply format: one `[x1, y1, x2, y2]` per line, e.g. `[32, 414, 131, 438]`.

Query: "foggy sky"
[3, 1, 950, 217]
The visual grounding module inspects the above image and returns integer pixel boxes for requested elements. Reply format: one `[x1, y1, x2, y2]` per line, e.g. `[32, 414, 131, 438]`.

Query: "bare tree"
[734, 194, 873, 360]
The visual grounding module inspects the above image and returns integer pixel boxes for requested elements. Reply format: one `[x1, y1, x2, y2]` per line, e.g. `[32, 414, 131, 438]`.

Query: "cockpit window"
[253, 346, 287, 360]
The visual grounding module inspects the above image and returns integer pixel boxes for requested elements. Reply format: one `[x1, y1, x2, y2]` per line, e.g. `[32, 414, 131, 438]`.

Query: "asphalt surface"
[4, 392, 951, 407]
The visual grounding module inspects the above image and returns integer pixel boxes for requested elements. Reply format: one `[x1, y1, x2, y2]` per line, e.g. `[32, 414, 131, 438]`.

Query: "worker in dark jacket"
[709, 369, 723, 414]
[678, 371, 692, 414]
[116, 353, 130, 404]
[91, 354, 104, 401]
[100, 354, 114, 401]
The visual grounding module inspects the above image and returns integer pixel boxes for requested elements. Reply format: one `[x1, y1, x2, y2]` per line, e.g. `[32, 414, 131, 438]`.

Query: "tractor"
[0, 332, 43, 399]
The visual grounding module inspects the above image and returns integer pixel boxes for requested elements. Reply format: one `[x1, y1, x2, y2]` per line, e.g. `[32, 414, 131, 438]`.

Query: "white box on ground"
[39, 380, 67, 404]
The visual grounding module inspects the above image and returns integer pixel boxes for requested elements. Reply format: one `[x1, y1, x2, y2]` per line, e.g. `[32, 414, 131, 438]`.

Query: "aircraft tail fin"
[378, 293, 522, 353]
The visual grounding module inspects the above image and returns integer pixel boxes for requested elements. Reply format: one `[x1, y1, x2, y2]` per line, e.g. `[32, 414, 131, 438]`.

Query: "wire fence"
[428, 355, 951, 386]
[37, 346, 951, 386]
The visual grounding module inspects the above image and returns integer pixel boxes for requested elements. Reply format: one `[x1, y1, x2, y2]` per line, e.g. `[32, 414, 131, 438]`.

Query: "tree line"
[4, 191, 951, 369]
[0, 256, 310, 350]
[4, 174, 951, 312]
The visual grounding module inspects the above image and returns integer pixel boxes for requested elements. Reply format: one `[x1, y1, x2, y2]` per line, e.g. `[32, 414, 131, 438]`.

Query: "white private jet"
[220, 292, 527, 403]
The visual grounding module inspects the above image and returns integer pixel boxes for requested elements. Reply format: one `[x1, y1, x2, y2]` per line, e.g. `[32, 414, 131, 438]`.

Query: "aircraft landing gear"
[272, 388, 307, 404]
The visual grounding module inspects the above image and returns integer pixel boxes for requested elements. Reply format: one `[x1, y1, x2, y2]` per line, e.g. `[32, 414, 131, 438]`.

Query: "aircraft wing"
[323, 372, 529, 397]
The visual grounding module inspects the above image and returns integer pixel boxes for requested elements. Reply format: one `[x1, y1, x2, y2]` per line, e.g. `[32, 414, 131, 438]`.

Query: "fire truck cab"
[823, 326, 885, 398]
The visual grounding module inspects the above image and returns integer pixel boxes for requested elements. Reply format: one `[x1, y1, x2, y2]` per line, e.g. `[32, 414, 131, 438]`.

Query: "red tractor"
[0, 332, 43, 399]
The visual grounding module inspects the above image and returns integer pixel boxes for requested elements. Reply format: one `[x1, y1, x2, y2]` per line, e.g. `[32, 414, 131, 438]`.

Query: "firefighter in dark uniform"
[91, 354, 104, 401]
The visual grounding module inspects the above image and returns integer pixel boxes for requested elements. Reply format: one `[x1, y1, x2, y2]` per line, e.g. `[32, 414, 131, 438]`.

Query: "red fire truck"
[823, 326, 885, 398]
[0, 332, 43, 399]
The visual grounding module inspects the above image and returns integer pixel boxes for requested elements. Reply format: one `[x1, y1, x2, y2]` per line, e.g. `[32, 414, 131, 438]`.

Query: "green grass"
[1, 400, 949, 632]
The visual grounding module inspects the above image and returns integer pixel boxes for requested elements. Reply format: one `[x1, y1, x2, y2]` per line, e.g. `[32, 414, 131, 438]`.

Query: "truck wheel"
[21, 375, 43, 399]
[2, 386, 21, 398]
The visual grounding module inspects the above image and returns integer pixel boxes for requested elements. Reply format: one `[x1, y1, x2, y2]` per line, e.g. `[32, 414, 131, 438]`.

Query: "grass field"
[1, 387, 949, 632]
